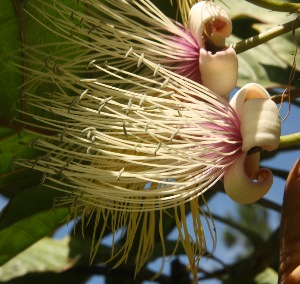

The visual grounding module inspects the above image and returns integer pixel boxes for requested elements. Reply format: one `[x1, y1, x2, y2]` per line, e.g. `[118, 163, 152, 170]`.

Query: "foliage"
[0, 0, 299, 283]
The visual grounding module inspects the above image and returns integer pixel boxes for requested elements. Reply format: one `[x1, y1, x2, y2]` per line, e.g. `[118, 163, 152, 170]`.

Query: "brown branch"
[271, 89, 300, 104]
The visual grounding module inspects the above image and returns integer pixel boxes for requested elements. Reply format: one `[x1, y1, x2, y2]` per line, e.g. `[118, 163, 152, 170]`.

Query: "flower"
[188, 2, 238, 98]
[14, 49, 280, 281]
[225, 83, 281, 204]
[16, 53, 239, 280]
[23, 0, 237, 98]
[15, 0, 280, 282]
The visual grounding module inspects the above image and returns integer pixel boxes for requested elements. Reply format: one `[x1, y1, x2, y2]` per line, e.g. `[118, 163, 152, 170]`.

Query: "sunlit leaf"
[220, 0, 297, 25]
[222, 0, 300, 88]
[254, 267, 278, 284]
[229, 35, 298, 88]
[0, 237, 73, 282]
[253, 23, 300, 70]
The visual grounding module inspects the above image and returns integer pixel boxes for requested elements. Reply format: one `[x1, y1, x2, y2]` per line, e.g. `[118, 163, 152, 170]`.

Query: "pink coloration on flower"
[172, 29, 201, 83]
[14, 47, 281, 281]
[13, 1, 281, 282]
[171, 2, 238, 98]
[24, 0, 237, 99]
[224, 83, 281, 204]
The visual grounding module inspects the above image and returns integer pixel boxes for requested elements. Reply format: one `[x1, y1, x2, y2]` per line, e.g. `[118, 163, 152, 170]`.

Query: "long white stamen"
[17, 1, 241, 280]
[17, 50, 241, 211]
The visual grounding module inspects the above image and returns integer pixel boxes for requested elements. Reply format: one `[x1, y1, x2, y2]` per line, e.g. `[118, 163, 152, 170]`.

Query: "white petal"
[244, 152, 260, 179]
[199, 47, 238, 98]
[224, 152, 273, 204]
[230, 83, 270, 114]
[230, 83, 281, 152]
[188, 1, 232, 47]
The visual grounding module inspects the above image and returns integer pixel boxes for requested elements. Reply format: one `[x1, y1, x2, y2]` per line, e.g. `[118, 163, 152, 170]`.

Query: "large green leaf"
[0, 237, 72, 282]
[0, 128, 14, 140]
[253, 23, 300, 69]
[0, 131, 40, 197]
[220, 0, 297, 24]
[0, 170, 68, 267]
[0, 207, 68, 266]
[0, 236, 91, 284]
[0, 131, 37, 176]
[0, 168, 41, 198]
[220, 0, 300, 88]
[0, 185, 65, 230]
[0, 0, 23, 122]
[229, 35, 300, 88]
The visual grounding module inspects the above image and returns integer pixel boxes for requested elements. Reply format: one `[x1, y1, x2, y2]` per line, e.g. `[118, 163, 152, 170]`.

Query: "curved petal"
[199, 47, 238, 98]
[230, 83, 281, 152]
[244, 152, 260, 179]
[224, 152, 273, 204]
[188, 1, 232, 47]
[230, 83, 270, 115]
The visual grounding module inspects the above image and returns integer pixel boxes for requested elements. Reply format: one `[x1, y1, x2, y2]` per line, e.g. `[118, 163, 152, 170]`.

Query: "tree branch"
[246, 0, 300, 13]
[279, 133, 300, 149]
[232, 17, 300, 54]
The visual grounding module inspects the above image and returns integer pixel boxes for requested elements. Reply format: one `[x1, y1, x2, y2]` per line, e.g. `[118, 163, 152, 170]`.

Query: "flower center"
[203, 19, 226, 54]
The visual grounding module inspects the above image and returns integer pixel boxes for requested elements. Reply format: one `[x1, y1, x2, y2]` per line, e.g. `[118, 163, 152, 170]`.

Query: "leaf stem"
[271, 89, 300, 104]
[232, 17, 300, 54]
[246, 0, 300, 13]
[279, 133, 300, 148]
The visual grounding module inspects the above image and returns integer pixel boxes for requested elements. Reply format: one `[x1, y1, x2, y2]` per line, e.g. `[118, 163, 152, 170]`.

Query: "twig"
[246, 0, 300, 13]
[279, 133, 300, 149]
[232, 17, 300, 54]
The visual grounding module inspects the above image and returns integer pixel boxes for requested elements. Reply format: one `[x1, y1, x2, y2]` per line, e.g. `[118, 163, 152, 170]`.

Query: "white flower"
[14, 1, 280, 282]
[224, 83, 281, 204]
[14, 52, 280, 280]
[24, 0, 237, 97]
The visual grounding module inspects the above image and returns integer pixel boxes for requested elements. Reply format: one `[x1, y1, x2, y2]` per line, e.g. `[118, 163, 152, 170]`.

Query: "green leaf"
[0, 127, 15, 140]
[221, 0, 297, 24]
[253, 23, 300, 70]
[221, 1, 300, 88]
[0, 185, 65, 230]
[0, 207, 68, 266]
[0, 131, 37, 175]
[229, 35, 299, 88]
[0, 131, 40, 196]
[0, 236, 72, 282]
[0, 0, 23, 122]
[0, 168, 41, 198]
[16, 0, 88, 118]
[254, 268, 278, 284]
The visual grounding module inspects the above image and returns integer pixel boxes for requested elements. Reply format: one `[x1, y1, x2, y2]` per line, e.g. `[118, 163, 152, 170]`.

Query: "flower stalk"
[246, 0, 300, 13]
[232, 17, 300, 54]
[279, 133, 300, 148]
